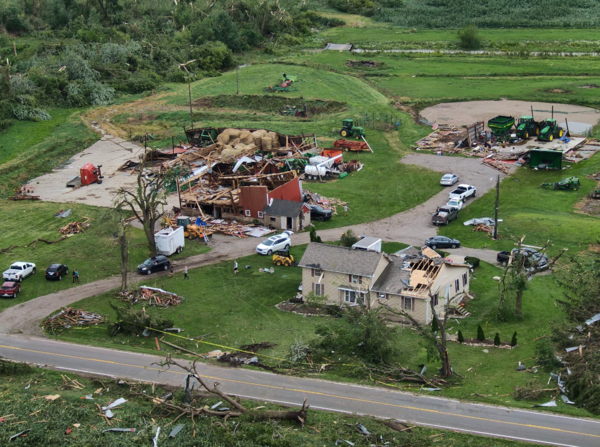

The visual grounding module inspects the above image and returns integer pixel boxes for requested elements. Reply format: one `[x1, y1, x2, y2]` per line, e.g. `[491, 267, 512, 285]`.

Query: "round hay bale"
[268, 132, 280, 148]
[217, 133, 229, 145]
[222, 128, 242, 138]
[240, 130, 253, 145]
[261, 137, 272, 151]
[252, 129, 267, 138]
[230, 137, 241, 147]
[220, 147, 236, 163]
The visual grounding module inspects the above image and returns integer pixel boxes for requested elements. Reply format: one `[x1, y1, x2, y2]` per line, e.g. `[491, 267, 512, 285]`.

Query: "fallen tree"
[148, 355, 308, 430]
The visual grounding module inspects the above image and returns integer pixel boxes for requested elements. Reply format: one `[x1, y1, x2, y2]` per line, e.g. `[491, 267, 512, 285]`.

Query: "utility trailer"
[154, 226, 185, 256]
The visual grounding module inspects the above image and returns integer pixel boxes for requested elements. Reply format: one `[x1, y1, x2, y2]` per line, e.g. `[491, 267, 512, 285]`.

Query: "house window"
[244, 210, 251, 217]
[432, 293, 439, 307]
[311, 269, 323, 277]
[270, 217, 276, 222]
[455, 279, 460, 292]
[341, 289, 366, 305]
[257, 211, 264, 218]
[462, 272, 468, 286]
[350, 274, 362, 284]
[402, 297, 414, 311]
[313, 283, 323, 296]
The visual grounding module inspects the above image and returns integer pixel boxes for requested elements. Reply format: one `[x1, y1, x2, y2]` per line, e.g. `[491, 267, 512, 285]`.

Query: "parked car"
[440, 173, 459, 186]
[449, 184, 477, 201]
[446, 198, 464, 210]
[2, 262, 36, 282]
[432, 206, 459, 225]
[45, 264, 68, 281]
[256, 232, 292, 255]
[137, 255, 171, 275]
[0, 281, 20, 298]
[307, 204, 332, 222]
[425, 236, 461, 249]
[497, 248, 548, 269]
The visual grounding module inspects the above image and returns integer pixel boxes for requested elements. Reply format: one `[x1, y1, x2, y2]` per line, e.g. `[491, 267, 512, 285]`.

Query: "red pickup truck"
[0, 281, 20, 298]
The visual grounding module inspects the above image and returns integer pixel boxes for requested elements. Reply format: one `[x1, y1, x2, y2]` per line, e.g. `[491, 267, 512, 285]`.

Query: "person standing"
[72, 269, 77, 284]
[184, 266, 189, 280]
[344, 204, 349, 216]
[169, 265, 174, 278]
[234, 260, 238, 274]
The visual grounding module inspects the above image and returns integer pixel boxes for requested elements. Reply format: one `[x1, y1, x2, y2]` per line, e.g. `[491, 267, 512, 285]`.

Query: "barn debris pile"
[42, 307, 105, 331]
[59, 218, 91, 235]
[119, 286, 183, 307]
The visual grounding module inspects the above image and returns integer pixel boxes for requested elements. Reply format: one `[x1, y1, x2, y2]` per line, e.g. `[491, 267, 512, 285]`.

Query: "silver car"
[440, 174, 459, 186]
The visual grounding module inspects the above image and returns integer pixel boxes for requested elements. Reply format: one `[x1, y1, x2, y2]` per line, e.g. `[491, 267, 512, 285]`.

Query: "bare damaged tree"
[117, 208, 129, 292]
[148, 355, 308, 431]
[115, 166, 168, 257]
[379, 292, 452, 378]
[499, 236, 567, 316]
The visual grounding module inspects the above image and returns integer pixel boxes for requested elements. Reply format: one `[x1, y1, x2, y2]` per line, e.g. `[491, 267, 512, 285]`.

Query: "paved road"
[1, 334, 599, 447]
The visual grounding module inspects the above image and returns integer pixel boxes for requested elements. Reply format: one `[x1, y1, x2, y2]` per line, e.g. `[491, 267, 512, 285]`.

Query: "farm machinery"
[541, 176, 580, 190]
[516, 116, 540, 139]
[66, 163, 103, 188]
[334, 138, 372, 152]
[339, 119, 366, 140]
[538, 119, 564, 142]
[279, 104, 308, 118]
[487, 115, 515, 142]
[264, 73, 298, 93]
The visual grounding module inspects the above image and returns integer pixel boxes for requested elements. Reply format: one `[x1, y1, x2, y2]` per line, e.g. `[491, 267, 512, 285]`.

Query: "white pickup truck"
[3, 261, 36, 282]
[449, 184, 477, 201]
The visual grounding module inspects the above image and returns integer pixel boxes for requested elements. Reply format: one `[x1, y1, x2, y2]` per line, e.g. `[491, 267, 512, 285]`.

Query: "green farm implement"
[487, 115, 515, 141]
[541, 176, 580, 190]
[264, 73, 299, 93]
[279, 104, 308, 118]
[339, 119, 366, 139]
[538, 119, 564, 142]
[516, 116, 540, 139]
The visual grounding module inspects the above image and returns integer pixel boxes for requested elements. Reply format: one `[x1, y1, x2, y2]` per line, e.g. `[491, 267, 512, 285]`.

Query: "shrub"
[306, 291, 328, 309]
[340, 229, 359, 247]
[193, 41, 234, 72]
[464, 256, 480, 268]
[309, 227, 322, 243]
[109, 304, 173, 336]
[511, 331, 518, 347]
[11, 104, 51, 121]
[477, 324, 485, 341]
[125, 71, 162, 94]
[289, 338, 309, 364]
[458, 25, 482, 50]
[494, 332, 501, 346]
[457, 330, 464, 343]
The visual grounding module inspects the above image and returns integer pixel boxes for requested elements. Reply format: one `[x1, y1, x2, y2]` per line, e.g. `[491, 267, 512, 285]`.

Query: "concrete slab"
[28, 137, 146, 208]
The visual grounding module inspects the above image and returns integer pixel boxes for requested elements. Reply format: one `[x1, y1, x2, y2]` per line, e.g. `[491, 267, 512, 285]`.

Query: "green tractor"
[538, 119, 564, 142]
[516, 116, 539, 139]
[541, 176, 580, 191]
[340, 119, 366, 140]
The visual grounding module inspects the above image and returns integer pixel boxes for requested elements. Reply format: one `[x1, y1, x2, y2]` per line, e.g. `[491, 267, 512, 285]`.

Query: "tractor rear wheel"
[549, 134, 553, 141]
[340, 130, 348, 137]
[558, 129, 564, 137]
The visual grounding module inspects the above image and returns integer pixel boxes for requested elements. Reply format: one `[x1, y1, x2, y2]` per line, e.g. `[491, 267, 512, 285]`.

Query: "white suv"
[256, 231, 293, 255]
[3, 261, 36, 282]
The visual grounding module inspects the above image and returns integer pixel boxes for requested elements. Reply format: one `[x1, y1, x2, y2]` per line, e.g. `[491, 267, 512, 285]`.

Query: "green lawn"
[0, 362, 535, 447]
[0, 110, 99, 198]
[0, 200, 210, 311]
[439, 155, 600, 253]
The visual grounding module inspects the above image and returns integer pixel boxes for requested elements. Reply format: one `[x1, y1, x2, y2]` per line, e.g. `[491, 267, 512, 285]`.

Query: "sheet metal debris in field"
[103, 428, 136, 433]
[9, 429, 31, 441]
[169, 424, 184, 438]
[533, 400, 557, 407]
[102, 398, 127, 411]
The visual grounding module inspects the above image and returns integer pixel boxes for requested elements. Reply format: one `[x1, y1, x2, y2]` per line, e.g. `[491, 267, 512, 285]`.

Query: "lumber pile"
[8, 186, 40, 201]
[119, 286, 183, 307]
[59, 217, 91, 235]
[305, 192, 345, 215]
[42, 307, 105, 330]
[482, 158, 510, 174]
[472, 224, 501, 238]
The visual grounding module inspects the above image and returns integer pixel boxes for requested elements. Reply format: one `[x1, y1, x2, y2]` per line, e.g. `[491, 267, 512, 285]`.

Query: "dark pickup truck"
[497, 248, 548, 270]
[432, 207, 459, 225]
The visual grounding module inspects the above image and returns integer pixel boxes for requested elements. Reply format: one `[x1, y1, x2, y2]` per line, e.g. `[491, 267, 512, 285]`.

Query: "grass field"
[0, 200, 210, 312]
[0, 362, 534, 447]
[0, 110, 99, 198]
[438, 155, 600, 253]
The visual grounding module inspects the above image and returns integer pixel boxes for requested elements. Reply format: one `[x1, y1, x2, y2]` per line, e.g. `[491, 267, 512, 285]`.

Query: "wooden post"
[236, 66, 239, 95]
[176, 176, 182, 210]
[188, 79, 194, 129]
[493, 175, 500, 239]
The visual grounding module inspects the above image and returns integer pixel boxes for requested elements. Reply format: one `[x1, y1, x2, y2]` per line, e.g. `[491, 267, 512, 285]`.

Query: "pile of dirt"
[346, 60, 383, 68]
[192, 95, 347, 115]
[579, 84, 599, 89]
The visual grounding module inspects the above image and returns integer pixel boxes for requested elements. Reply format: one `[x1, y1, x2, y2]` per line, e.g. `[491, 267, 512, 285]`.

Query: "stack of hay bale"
[213, 128, 283, 162]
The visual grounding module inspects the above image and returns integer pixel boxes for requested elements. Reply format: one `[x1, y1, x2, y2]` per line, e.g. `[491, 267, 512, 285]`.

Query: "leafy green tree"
[340, 230, 359, 247]
[212, 11, 244, 52]
[458, 25, 482, 50]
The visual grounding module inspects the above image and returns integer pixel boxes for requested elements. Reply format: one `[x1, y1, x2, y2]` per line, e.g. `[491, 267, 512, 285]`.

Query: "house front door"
[286, 217, 293, 229]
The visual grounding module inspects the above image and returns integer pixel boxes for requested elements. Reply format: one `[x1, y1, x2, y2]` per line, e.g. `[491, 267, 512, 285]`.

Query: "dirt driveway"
[421, 99, 600, 129]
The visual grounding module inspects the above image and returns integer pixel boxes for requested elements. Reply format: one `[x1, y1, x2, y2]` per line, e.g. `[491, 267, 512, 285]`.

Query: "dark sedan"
[137, 255, 171, 275]
[307, 204, 332, 222]
[45, 264, 69, 281]
[425, 236, 461, 249]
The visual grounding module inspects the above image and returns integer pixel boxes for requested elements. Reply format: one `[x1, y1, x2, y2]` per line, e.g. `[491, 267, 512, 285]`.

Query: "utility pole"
[493, 175, 500, 239]
[236, 66, 239, 95]
[188, 78, 194, 129]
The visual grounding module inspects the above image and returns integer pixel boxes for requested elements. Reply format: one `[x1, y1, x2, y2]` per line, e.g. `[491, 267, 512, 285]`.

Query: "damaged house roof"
[263, 199, 304, 218]
[298, 243, 384, 277]
[371, 257, 413, 295]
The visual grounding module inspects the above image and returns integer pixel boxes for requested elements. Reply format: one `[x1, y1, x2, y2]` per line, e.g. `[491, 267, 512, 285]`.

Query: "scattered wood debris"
[482, 158, 510, 174]
[8, 186, 39, 201]
[61, 374, 86, 390]
[59, 218, 92, 235]
[42, 307, 105, 332]
[119, 286, 183, 307]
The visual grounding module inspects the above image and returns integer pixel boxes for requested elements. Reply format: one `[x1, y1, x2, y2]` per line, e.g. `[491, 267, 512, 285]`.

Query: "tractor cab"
[340, 119, 366, 140]
[516, 116, 539, 139]
[273, 250, 294, 266]
[539, 119, 564, 142]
